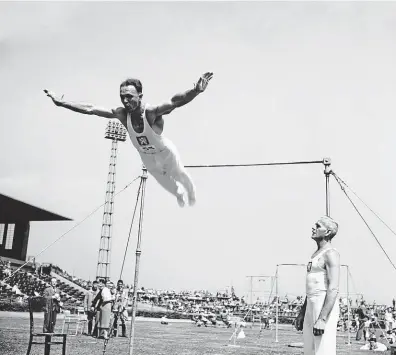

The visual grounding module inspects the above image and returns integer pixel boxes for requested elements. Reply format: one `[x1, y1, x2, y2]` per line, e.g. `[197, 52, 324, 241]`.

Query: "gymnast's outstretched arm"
[149, 72, 213, 117]
[44, 89, 123, 119]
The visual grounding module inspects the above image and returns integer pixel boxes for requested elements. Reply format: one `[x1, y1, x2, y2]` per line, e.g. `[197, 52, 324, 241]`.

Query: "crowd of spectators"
[26, 261, 91, 290]
[0, 258, 85, 307]
[134, 287, 305, 324]
[4, 256, 396, 344]
[337, 297, 396, 351]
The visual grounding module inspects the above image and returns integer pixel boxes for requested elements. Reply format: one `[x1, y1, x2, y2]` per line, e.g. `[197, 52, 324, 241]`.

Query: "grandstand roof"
[0, 193, 72, 222]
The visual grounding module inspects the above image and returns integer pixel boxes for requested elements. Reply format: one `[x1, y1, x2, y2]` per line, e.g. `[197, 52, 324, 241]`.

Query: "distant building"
[0, 193, 72, 263]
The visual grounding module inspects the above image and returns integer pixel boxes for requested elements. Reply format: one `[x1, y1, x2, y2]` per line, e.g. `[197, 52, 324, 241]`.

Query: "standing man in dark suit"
[91, 278, 105, 337]
[43, 277, 62, 333]
[84, 280, 99, 336]
[356, 301, 369, 341]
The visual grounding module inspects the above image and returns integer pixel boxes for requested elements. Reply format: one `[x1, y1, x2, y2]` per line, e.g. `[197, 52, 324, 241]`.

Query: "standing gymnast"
[295, 216, 340, 355]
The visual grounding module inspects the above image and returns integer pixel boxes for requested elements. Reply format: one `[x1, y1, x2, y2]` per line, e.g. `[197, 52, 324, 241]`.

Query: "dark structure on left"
[0, 193, 71, 262]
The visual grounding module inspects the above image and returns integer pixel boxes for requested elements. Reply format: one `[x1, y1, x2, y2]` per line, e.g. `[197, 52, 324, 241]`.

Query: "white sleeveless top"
[126, 106, 167, 155]
[306, 248, 337, 297]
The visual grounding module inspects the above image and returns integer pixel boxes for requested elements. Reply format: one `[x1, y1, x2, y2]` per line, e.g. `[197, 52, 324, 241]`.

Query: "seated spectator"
[3, 262, 11, 277]
[386, 330, 396, 345]
[360, 337, 387, 352]
[12, 284, 21, 295]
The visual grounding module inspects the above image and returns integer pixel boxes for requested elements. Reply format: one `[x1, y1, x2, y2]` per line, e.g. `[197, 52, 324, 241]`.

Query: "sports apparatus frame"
[126, 158, 332, 355]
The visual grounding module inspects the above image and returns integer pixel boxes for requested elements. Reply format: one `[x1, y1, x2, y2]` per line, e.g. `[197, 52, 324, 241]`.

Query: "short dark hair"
[120, 78, 143, 94]
[117, 279, 124, 284]
[98, 278, 105, 284]
[92, 280, 98, 284]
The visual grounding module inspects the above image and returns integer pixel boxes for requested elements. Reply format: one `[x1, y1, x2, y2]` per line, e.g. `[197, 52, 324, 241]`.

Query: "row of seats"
[39, 274, 85, 302]
[0, 281, 25, 300]
[0, 264, 83, 307]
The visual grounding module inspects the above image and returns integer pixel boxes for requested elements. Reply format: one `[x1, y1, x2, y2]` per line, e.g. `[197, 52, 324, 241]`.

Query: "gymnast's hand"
[44, 89, 63, 106]
[313, 318, 326, 336]
[194, 72, 214, 93]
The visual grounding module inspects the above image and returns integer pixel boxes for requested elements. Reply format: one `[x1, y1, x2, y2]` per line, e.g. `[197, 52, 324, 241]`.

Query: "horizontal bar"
[185, 160, 324, 169]
[246, 275, 274, 278]
[277, 264, 306, 267]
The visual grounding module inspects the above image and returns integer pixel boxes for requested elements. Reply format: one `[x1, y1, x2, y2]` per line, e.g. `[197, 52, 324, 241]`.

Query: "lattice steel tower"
[96, 121, 127, 281]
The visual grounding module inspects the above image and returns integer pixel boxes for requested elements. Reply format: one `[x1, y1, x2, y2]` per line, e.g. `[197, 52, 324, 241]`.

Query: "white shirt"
[385, 311, 393, 322]
[101, 287, 112, 302]
[306, 248, 337, 297]
[126, 106, 169, 155]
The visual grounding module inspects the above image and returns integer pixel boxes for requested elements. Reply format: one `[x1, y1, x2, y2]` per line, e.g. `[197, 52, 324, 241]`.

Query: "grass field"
[0, 312, 386, 355]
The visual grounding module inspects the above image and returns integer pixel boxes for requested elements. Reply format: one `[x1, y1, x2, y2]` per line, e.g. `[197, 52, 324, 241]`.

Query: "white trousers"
[139, 142, 195, 205]
[303, 293, 339, 355]
[385, 321, 393, 332]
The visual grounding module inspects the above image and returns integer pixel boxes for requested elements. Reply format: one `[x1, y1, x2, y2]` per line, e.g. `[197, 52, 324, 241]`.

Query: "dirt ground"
[0, 312, 388, 355]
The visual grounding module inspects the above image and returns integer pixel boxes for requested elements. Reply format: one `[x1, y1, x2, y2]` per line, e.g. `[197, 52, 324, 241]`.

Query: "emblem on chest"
[136, 136, 156, 152]
[137, 136, 150, 146]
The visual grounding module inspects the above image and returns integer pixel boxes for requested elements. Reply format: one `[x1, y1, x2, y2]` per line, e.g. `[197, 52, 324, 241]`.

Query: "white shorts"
[138, 141, 196, 205]
[139, 143, 183, 177]
[303, 293, 339, 355]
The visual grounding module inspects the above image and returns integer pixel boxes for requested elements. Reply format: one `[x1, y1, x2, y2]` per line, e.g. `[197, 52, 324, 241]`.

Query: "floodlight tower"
[96, 121, 127, 281]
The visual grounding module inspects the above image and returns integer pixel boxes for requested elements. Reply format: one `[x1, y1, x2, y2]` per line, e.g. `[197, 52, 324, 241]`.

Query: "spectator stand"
[0, 261, 28, 303]
[1, 260, 88, 313]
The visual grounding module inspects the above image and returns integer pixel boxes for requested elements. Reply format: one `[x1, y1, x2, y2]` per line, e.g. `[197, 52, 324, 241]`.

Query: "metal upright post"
[275, 266, 279, 343]
[250, 276, 253, 306]
[340, 264, 351, 345]
[346, 266, 351, 346]
[129, 167, 148, 355]
[323, 158, 332, 217]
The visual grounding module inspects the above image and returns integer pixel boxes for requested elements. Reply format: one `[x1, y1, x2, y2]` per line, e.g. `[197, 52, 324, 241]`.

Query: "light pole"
[96, 120, 127, 281]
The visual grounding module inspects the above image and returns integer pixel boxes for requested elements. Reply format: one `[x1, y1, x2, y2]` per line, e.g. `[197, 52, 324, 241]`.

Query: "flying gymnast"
[44, 72, 213, 207]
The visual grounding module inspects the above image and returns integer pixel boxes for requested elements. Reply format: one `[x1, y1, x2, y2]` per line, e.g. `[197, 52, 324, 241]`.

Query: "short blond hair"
[318, 216, 339, 240]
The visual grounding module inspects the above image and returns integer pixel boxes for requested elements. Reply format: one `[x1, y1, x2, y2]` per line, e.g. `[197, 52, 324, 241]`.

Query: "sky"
[1, 1, 396, 304]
